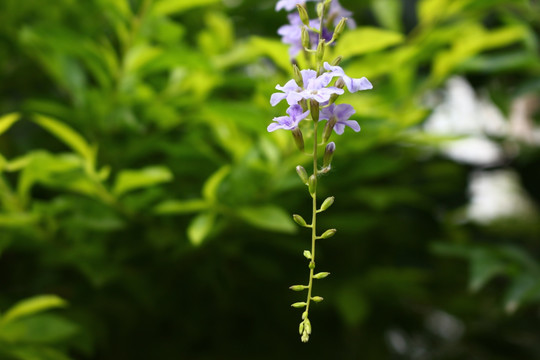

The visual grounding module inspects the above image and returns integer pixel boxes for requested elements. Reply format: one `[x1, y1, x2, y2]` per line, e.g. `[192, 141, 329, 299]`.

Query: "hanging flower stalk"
[268, 0, 372, 343]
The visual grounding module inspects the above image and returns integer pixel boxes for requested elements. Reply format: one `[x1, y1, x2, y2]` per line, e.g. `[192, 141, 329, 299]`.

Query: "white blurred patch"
[467, 170, 538, 224]
[425, 310, 464, 341]
[423, 76, 509, 166]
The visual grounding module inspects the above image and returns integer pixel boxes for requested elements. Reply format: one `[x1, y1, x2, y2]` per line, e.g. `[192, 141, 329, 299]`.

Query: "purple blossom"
[270, 69, 344, 106]
[320, 103, 360, 135]
[275, 0, 314, 12]
[323, 62, 373, 93]
[328, 0, 356, 28]
[278, 14, 325, 57]
[268, 104, 310, 132]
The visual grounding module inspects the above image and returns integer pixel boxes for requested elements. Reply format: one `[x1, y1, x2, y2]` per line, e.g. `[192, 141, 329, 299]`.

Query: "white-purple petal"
[334, 103, 355, 120]
[345, 76, 373, 92]
[270, 92, 287, 106]
[342, 120, 361, 132]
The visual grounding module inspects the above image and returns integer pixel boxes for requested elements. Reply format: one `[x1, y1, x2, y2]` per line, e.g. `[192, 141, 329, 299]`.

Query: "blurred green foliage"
[0, 0, 539, 358]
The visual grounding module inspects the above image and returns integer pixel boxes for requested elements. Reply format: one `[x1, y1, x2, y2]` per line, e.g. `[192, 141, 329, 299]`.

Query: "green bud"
[291, 302, 307, 308]
[289, 285, 307, 291]
[301, 331, 309, 343]
[296, 165, 309, 184]
[308, 174, 317, 196]
[316, 2, 324, 18]
[301, 26, 310, 50]
[320, 196, 335, 211]
[303, 250, 312, 259]
[310, 99, 319, 122]
[316, 39, 325, 63]
[293, 214, 308, 227]
[313, 272, 330, 279]
[299, 322, 304, 335]
[321, 228, 337, 239]
[309, 261, 315, 269]
[302, 311, 307, 319]
[292, 127, 304, 152]
[332, 17, 347, 42]
[293, 64, 303, 88]
[331, 56, 343, 66]
[304, 318, 312, 334]
[323, 117, 337, 142]
[296, 4, 310, 26]
[311, 296, 324, 302]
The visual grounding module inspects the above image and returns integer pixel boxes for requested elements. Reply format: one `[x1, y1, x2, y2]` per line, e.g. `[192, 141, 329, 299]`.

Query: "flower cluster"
[268, 62, 372, 137]
[267, 0, 372, 343]
[277, 0, 356, 57]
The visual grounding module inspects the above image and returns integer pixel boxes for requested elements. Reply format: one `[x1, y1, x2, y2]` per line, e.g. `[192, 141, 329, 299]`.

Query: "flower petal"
[346, 76, 373, 92]
[270, 92, 287, 106]
[334, 103, 355, 121]
[267, 122, 282, 132]
[342, 119, 361, 132]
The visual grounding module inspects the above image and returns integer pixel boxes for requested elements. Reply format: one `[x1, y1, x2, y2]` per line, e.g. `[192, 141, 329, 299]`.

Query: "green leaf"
[334, 27, 404, 58]
[152, 0, 220, 16]
[0, 314, 77, 344]
[187, 212, 215, 246]
[0, 295, 67, 325]
[202, 165, 230, 202]
[0, 113, 20, 136]
[113, 166, 173, 197]
[237, 205, 297, 233]
[153, 199, 209, 215]
[0, 213, 40, 229]
[32, 114, 95, 166]
[469, 251, 506, 292]
[504, 275, 540, 314]
[371, 0, 403, 32]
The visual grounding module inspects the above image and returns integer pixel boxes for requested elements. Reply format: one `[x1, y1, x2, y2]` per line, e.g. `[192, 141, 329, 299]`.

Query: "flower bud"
[302, 311, 307, 319]
[296, 165, 309, 184]
[321, 228, 337, 239]
[296, 4, 310, 26]
[299, 322, 304, 335]
[292, 127, 304, 152]
[308, 174, 317, 196]
[301, 26, 310, 50]
[293, 214, 308, 227]
[304, 318, 312, 334]
[303, 250, 312, 259]
[335, 77, 345, 89]
[320, 196, 334, 211]
[331, 56, 343, 66]
[313, 272, 330, 279]
[316, 39, 325, 63]
[311, 296, 324, 302]
[291, 302, 307, 308]
[309, 261, 315, 269]
[323, 142, 335, 168]
[309, 100, 319, 122]
[316, 2, 324, 18]
[293, 64, 303, 88]
[323, 118, 337, 142]
[289, 285, 307, 291]
[332, 17, 347, 42]
[301, 332, 309, 343]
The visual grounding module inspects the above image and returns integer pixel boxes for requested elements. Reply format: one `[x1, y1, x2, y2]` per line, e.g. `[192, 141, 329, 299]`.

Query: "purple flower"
[323, 62, 373, 93]
[320, 103, 360, 135]
[328, 0, 356, 28]
[278, 14, 325, 57]
[270, 69, 344, 106]
[275, 0, 314, 11]
[278, 14, 305, 57]
[268, 104, 310, 132]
